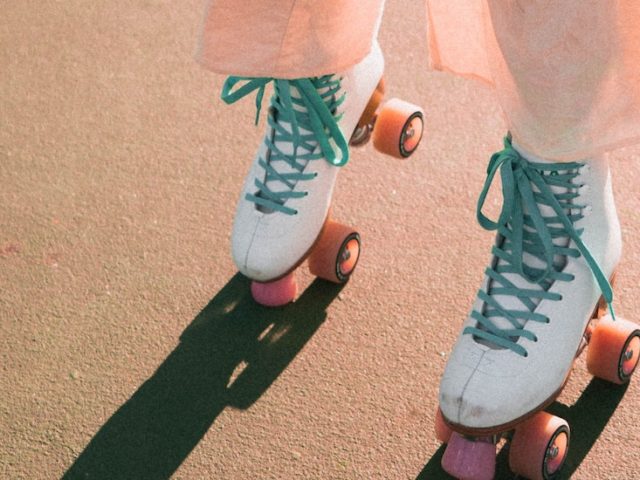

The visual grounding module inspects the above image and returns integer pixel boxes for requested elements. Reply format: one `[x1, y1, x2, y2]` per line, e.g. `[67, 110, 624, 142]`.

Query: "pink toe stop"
[251, 273, 298, 307]
[441, 432, 496, 480]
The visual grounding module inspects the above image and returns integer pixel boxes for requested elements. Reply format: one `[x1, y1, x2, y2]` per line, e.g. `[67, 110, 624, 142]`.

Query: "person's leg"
[199, 0, 425, 306]
[197, 0, 386, 78]
[425, 0, 640, 160]
[426, 1, 640, 477]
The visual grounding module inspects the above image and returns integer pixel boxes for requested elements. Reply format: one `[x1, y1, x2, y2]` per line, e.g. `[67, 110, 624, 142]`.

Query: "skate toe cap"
[439, 352, 544, 429]
[438, 363, 476, 425]
[241, 253, 295, 282]
[231, 205, 323, 282]
[440, 377, 515, 429]
[451, 369, 547, 430]
[232, 231, 304, 282]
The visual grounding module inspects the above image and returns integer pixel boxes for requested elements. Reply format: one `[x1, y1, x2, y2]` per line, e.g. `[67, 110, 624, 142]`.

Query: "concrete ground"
[2, 1, 639, 478]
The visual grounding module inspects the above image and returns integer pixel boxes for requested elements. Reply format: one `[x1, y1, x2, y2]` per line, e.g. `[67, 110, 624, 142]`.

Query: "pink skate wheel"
[251, 272, 298, 307]
[441, 432, 496, 480]
[509, 412, 569, 480]
[435, 408, 453, 443]
[587, 315, 640, 384]
[372, 98, 424, 158]
[308, 220, 360, 283]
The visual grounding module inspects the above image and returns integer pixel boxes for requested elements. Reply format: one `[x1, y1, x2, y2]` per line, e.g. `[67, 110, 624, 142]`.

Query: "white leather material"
[231, 42, 384, 282]
[439, 150, 621, 430]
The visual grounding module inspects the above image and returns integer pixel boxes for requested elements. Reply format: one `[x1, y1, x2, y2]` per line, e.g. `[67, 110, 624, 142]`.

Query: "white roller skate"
[221, 41, 424, 306]
[435, 136, 640, 480]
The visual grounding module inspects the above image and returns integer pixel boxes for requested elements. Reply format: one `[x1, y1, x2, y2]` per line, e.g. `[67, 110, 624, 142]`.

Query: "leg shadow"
[415, 445, 454, 480]
[63, 273, 344, 480]
[416, 378, 628, 479]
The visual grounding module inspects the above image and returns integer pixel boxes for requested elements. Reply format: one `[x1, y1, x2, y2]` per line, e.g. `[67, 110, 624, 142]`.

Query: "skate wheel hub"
[621, 335, 640, 376]
[544, 429, 569, 476]
[400, 115, 423, 155]
[337, 236, 360, 279]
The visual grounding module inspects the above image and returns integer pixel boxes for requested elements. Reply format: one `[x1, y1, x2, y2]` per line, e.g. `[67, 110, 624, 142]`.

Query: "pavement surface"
[2, 1, 639, 479]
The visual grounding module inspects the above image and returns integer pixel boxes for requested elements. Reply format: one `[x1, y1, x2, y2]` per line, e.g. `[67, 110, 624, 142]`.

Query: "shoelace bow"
[465, 137, 615, 356]
[221, 75, 348, 215]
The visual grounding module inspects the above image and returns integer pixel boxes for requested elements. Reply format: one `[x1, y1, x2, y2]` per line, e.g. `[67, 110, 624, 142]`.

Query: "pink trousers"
[197, 0, 640, 161]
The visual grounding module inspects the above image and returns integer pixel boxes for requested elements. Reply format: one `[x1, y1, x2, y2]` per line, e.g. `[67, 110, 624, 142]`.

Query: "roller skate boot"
[221, 41, 424, 306]
[435, 136, 640, 479]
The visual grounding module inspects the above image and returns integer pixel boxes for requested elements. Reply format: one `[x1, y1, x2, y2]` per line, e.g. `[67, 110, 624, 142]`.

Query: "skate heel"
[350, 78, 424, 158]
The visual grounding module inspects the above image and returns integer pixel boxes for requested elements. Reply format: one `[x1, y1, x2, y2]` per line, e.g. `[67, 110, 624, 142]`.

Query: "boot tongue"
[258, 82, 335, 212]
[480, 153, 573, 346]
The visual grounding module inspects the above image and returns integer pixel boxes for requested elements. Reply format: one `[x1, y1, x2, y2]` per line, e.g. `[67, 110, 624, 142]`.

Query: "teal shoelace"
[465, 137, 615, 357]
[221, 75, 348, 215]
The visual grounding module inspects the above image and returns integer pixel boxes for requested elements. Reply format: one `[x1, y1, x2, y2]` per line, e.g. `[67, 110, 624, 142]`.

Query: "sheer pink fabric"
[197, 0, 384, 79]
[427, 0, 640, 160]
[198, 0, 640, 160]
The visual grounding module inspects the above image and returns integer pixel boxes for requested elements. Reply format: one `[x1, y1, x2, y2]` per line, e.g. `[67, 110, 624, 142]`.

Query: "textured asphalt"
[2, 1, 639, 479]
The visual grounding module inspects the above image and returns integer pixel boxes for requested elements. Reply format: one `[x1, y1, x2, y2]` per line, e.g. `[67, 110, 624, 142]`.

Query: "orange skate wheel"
[308, 220, 360, 284]
[372, 98, 424, 158]
[587, 315, 640, 384]
[509, 412, 569, 480]
[435, 408, 453, 443]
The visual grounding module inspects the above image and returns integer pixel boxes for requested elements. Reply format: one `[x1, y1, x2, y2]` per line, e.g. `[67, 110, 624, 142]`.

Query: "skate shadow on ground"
[415, 378, 629, 479]
[63, 273, 343, 480]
